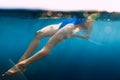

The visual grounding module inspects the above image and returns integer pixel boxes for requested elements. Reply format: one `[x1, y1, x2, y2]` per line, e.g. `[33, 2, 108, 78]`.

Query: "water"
[0, 17, 120, 80]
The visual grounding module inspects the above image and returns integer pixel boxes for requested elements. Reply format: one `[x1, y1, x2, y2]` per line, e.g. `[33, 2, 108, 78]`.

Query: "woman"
[2, 13, 100, 76]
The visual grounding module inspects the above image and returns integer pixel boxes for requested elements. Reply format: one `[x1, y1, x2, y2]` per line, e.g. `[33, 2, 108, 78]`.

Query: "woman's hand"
[84, 34, 90, 39]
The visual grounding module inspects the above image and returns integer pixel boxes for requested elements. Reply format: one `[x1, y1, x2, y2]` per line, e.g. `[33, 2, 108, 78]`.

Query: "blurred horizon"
[0, 9, 120, 20]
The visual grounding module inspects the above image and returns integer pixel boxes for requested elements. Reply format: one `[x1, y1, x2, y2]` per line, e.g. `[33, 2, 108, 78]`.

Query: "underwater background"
[0, 10, 120, 80]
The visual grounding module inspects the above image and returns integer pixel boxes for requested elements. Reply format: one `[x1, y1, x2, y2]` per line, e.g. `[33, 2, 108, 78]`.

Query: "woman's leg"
[24, 24, 74, 65]
[18, 24, 59, 62]
[3, 24, 74, 76]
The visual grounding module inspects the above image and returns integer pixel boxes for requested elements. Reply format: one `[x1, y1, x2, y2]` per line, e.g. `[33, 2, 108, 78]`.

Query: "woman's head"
[83, 12, 100, 21]
[89, 13, 100, 20]
[82, 12, 100, 29]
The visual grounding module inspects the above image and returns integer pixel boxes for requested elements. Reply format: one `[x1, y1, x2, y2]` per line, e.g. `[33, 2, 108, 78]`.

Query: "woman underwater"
[2, 13, 100, 76]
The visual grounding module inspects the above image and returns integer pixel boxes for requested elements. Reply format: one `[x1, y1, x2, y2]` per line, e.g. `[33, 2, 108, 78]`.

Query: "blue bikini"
[59, 18, 85, 29]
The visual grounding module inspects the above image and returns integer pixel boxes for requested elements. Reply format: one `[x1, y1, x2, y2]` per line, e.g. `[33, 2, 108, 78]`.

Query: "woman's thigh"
[37, 24, 60, 37]
[45, 23, 75, 48]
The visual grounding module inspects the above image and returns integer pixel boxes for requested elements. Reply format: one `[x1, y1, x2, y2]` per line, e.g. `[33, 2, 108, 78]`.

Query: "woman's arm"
[73, 33, 89, 39]
[84, 13, 100, 38]
[73, 25, 93, 39]
[85, 25, 93, 38]
[72, 27, 89, 39]
[73, 13, 99, 39]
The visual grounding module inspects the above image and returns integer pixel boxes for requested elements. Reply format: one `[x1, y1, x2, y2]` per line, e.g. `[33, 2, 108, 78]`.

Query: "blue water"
[0, 17, 120, 80]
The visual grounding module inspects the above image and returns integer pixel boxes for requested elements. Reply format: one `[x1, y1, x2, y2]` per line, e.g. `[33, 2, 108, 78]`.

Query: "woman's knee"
[35, 30, 44, 39]
[41, 47, 51, 56]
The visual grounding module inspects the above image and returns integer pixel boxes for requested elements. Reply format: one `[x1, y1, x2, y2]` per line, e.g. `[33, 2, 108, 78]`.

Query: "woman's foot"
[2, 61, 27, 77]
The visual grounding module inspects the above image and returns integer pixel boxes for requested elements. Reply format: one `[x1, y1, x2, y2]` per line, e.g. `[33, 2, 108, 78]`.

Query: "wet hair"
[89, 13, 100, 20]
